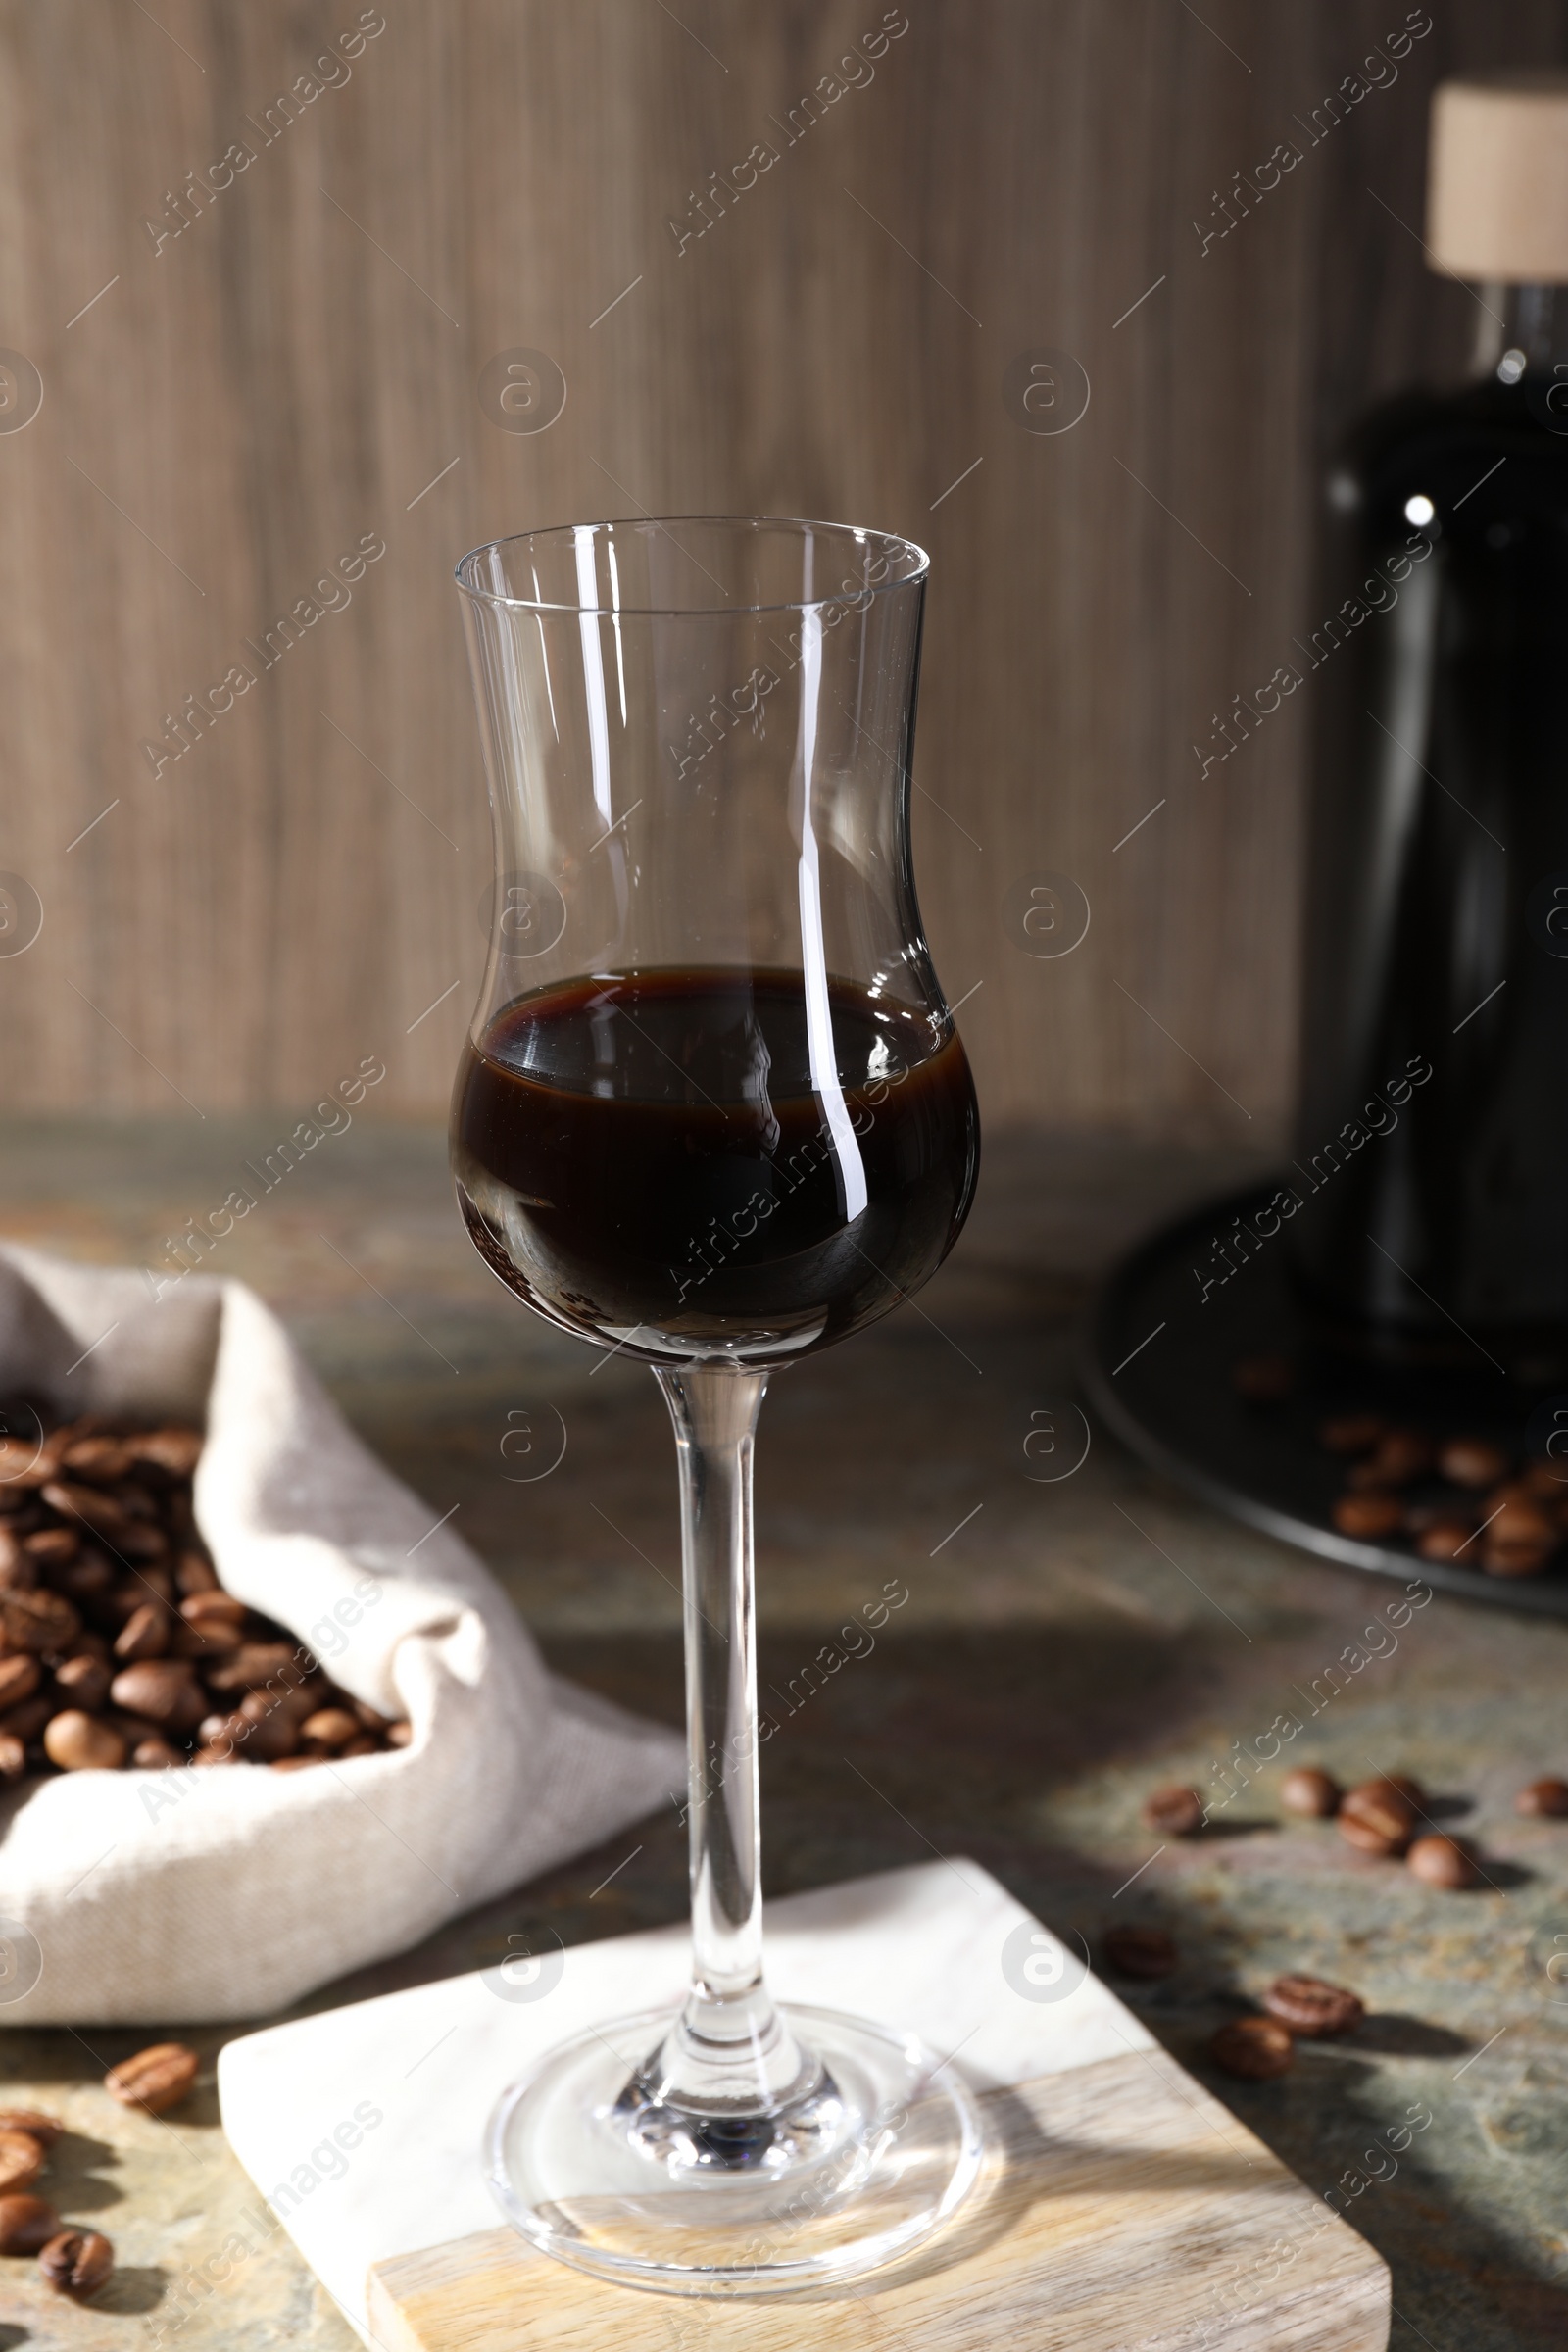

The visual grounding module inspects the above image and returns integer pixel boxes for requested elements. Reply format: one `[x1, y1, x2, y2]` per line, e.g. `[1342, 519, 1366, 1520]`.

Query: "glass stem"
[652, 1364, 813, 2117]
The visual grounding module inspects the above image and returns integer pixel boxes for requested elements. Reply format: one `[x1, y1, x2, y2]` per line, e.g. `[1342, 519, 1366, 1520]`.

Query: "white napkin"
[0, 1245, 684, 2025]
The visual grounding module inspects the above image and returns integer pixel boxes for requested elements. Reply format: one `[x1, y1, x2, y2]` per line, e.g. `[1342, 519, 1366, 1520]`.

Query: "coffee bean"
[43, 1710, 125, 1771]
[234, 1690, 299, 1759]
[1482, 1536, 1557, 1578]
[172, 1548, 219, 1595]
[129, 1737, 182, 1769]
[1520, 1460, 1568, 1503]
[179, 1592, 246, 1631]
[0, 1589, 80, 1655]
[1438, 1437, 1510, 1489]
[127, 1427, 203, 1482]
[0, 1693, 55, 1742]
[299, 1707, 361, 1751]
[386, 1720, 413, 1747]
[338, 1732, 379, 1756]
[22, 1527, 78, 1567]
[104, 2043, 198, 2114]
[204, 1642, 307, 1694]
[0, 1733, 25, 1779]
[1102, 1925, 1177, 1979]
[109, 1661, 205, 1733]
[1261, 1974, 1364, 2037]
[0, 2131, 44, 2193]
[1209, 2018, 1294, 2080]
[0, 2193, 61, 2254]
[0, 2109, 62, 2148]
[59, 1436, 134, 1484]
[39, 1481, 131, 1545]
[1280, 1766, 1340, 1818]
[0, 1654, 40, 1711]
[1486, 1494, 1557, 1548]
[38, 2228, 114, 2299]
[1320, 1415, 1385, 1454]
[115, 1520, 170, 1564]
[53, 1652, 110, 1712]
[1331, 1493, 1404, 1541]
[1407, 1834, 1478, 1888]
[191, 1742, 249, 1766]
[113, 1601, 171, 1662]
[1417, 1520, 1479, 1563]
[1142, 1786, 1205, 1836]
[1369, 1773, 1426, 1807]
[270, 1753, 325, 1771]
[1348, 1430, 1434, 1489]
[1517, 1777, 1568, 1817]
[1338, 1782, 1416, 1856]
[1232, 1354, 1293, 1402]
[48, 1550, 115, 1603]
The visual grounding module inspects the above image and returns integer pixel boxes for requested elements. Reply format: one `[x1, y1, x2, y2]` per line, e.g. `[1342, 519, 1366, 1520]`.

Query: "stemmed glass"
[451, 516, 981, 2293]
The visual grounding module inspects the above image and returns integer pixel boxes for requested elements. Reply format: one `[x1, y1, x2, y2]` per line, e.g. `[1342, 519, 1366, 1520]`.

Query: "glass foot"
[484, 2001, 983, 2295]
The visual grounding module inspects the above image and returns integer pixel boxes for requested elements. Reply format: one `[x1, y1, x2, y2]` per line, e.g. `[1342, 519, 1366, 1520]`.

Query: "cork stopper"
[1427, 74, 1568, 282]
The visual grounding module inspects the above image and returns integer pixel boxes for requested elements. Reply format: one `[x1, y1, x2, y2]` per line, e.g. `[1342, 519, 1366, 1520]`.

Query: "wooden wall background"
[0, 0, 1564, 1131]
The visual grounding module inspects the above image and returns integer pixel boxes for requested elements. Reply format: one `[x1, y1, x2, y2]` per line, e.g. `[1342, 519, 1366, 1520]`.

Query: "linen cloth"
[0, 1245, 683, 2023]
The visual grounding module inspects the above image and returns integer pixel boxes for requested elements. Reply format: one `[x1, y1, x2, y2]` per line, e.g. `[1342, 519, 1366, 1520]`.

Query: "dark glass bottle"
[1288, 283, 1568, 1381]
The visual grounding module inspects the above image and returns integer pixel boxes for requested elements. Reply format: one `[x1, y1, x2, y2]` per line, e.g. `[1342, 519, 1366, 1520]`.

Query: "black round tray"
[1081, 1181, 1568, 1618]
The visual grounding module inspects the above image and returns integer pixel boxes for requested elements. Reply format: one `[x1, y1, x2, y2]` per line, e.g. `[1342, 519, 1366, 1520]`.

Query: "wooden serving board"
[366, 2053, 1391, 2352]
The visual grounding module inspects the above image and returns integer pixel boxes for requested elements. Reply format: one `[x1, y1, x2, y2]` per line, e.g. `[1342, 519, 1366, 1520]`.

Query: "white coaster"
[219, 1859, 1151, 2344]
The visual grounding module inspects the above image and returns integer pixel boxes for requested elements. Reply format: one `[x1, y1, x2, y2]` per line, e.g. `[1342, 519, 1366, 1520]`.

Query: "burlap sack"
[0, 1245, 682, 2023]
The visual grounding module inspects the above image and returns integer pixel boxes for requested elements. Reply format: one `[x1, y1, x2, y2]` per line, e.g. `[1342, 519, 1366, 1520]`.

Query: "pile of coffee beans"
[0, 1407, 409, 1775]
[0, 2042, 197, 2299]
[1321, 1417, 1566, 1577]
[1228, 1358, 1567, 1578]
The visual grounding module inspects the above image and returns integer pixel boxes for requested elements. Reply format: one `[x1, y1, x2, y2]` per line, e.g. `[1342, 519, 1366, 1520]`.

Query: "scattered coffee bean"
[1280, 1766, 1341, 1818]
[1320, 1415, 1385, 1454]
[1102, 1925, 1177, 1979]
[0, 2192, 61, 2254]
[42, 1712, 125, 1773]
[0, 2131, 44, 2194]
[1331, 1493, 1404, 1541]
[1337, 1782, 1416, 1856]
[1407, 1834, 1478, 1888]
[1517, 1777, 1568, 1817]
[104, 2043, 199, 2115]
[1262, 1974, 1364, 2037]
[0, 2110, 63, 2148]
[1232, 1354, 1293, 1402]
[1368, 1773, 1426, 1807]
[1209, 2018, 1294, 2080]
[38, 2228, 114, 2299]
[1438, 1437, 1510, 1489]
[1142, 1786, 1205, 1837]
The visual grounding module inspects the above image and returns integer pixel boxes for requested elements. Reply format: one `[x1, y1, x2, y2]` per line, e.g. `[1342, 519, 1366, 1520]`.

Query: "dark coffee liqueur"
[452, 967, 980, 1363]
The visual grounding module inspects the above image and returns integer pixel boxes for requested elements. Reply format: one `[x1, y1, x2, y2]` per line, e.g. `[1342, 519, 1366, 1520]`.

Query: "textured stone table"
[0, 1119, 1564, 2350]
